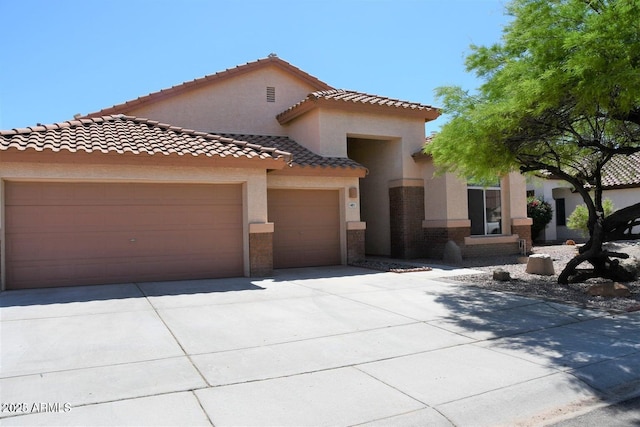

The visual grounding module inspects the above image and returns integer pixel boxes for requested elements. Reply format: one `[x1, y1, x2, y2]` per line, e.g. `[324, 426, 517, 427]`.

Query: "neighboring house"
[0, 55, 531, 290]
[528, 153, 640, 242]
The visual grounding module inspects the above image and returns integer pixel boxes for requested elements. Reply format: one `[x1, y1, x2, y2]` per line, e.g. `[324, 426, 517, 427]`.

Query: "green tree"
[567, 198, 616, 237]
[426, 0, 640, 284]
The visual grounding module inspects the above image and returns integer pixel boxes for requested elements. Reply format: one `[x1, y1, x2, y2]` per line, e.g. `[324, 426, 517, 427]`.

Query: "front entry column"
[389, 179, 425, 259]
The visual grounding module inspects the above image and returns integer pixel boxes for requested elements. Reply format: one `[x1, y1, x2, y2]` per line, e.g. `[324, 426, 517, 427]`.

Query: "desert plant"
[567, 199, 616, 237]
[527, 196, 553, 241]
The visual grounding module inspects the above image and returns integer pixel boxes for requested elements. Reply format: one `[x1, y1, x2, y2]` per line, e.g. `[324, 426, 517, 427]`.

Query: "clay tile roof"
[218, 133, 367, 173]
[602, 153, 640, 188]
[0, 115, 292, 164]
[84, 56, 333, 118]
[277, 89, 440, 125]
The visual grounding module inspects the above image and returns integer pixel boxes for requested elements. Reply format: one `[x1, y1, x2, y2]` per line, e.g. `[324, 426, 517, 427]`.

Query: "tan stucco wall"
[287, 109, 427, 256]
[0, 159, 269, 278]
[125, 66, 317, 136]
[422, 159, 469, 223]
[267, 174, 361, 264]
[421, 162, 530, 236]
[287, 108, 426, 174]
[347, 138, 399, 255]
[506, 172, 528, 220]
[286, 108, 322, 154]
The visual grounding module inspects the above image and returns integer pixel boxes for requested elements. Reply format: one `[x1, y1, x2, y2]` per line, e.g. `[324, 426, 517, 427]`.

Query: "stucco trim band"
[464, 234, 520, 246]
[249, 223, 275, 233]
[511, 217, 534, 226]
[422, 219, 472, 228]
[346, 221, 366, 230]
[268, 166, 367, 178]
[388, 179, 424, 188]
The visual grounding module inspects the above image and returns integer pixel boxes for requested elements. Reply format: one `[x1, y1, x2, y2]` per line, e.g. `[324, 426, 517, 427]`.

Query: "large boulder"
[525, 254, 555, 275]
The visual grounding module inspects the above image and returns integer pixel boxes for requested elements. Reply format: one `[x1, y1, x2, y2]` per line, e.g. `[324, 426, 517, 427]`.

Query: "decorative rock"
[493, 269, 511, 281]
[443, 240, 463, 264]
[525, 254, 555, 275]
[587, 282, 631, 298]
[620, 256, 640, 280]
[626, 304, 640, 313]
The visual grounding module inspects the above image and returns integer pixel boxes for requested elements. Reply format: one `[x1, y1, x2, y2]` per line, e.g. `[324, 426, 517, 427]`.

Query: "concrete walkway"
[1, 265, 639, 426]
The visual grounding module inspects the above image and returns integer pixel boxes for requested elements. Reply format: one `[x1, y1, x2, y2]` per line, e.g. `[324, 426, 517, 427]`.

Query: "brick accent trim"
[512, 224, 532, 254]
[249, 232, 273, 277]
[347, 229, 365, 263]
[389, 186, 425, 258]
[422, 226, 470, 259]
[463, 242, 520, 257]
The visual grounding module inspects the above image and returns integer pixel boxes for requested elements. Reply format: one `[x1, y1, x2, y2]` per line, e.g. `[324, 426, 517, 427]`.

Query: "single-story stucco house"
[528, 153, 640, 242]
[0, 55, 532, 290]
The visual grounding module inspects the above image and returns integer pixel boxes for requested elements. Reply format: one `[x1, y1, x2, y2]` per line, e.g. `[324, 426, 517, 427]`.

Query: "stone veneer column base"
[249, 223, 274, 277]
[347, 222, 366, 263]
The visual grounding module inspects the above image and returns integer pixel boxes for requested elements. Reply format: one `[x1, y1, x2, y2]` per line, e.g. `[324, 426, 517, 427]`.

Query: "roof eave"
[269, 164, 367, 177]
[0, 146, 290, 169]
[278, 98, 440, 125]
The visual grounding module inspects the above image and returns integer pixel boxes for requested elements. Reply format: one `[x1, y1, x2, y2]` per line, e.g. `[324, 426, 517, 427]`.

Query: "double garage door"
[4, 184, 342, 289]
[4, 182, 244, 289]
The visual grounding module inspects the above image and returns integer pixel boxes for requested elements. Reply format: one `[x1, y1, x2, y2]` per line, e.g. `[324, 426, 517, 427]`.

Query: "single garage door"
[5, 182, 243, 289]
[268, 189, 340, 268]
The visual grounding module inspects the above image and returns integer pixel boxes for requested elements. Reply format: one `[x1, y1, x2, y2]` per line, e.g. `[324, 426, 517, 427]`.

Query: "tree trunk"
[558, 213, 635, 284]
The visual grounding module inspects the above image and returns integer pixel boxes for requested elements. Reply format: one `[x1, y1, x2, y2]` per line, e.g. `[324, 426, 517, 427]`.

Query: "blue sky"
[0, 0, 510, 132]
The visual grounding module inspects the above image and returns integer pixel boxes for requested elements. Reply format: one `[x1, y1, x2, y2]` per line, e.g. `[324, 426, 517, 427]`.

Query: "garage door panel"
[8, 261, 111, 288]
[7, 228, 242, 262]
[5, 182, 242, 206]
[7, 206, 242, 234]
[5, 182, 244, 289]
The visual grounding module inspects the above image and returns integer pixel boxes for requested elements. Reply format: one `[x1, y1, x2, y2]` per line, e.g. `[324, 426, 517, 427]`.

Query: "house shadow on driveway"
[0, 278, 266, 308]
[0, 265, 384, 308]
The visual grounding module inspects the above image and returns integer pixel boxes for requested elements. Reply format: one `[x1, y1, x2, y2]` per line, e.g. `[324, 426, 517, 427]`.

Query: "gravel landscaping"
[449, 241, 640, 314]
[354, 241, 640, 314]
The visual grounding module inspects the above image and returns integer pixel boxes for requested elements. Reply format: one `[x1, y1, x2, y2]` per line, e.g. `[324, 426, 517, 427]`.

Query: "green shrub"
[527, 196, 553, 241]
[567, 199, 615, 237]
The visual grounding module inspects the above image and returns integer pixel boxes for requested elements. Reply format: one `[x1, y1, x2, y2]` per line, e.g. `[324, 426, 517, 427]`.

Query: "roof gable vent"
[266, 86, 276, 103]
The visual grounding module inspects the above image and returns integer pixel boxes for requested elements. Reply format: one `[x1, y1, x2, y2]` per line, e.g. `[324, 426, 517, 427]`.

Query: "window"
[468, 181, 502, 235]
[266, 86, 276, 102]
[556, 198, 566, 226]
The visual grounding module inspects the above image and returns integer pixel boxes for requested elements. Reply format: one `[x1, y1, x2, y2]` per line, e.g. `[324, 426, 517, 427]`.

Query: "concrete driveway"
[2, 265, 640, 426]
